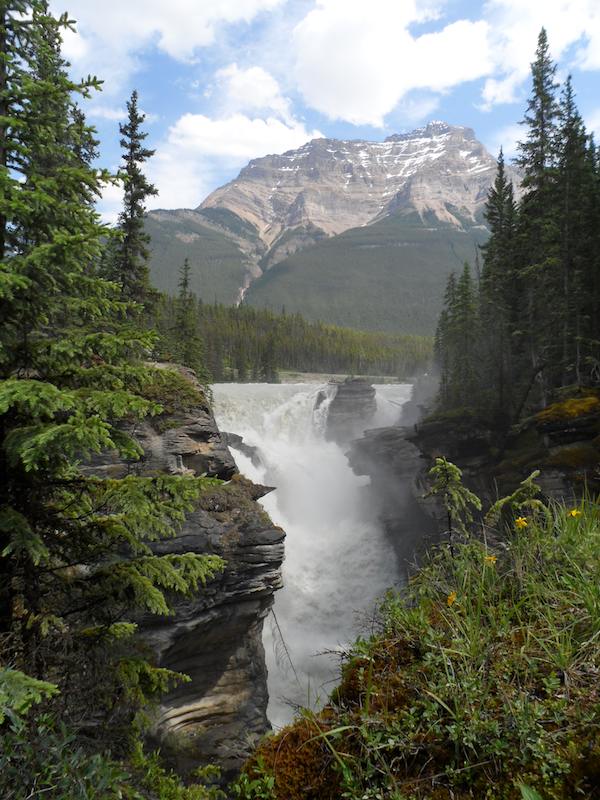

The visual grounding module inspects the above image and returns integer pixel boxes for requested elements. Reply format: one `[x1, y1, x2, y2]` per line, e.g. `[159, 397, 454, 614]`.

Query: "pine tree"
[434, 267, 479, 410]
[580, 136, 600, 383]
[515, 27, 561, 405]
[108, 89, 158, 308]
[554, 76, 591, 384]
[171, 258, 210, 383]
[0, 0, 222, 758]
[480, 149, 518, 420]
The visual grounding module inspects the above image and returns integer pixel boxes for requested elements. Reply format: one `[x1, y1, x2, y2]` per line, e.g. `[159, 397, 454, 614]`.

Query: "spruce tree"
[171, 258, 210, 383]
[515, 27, 560, 404]
[109, 89, 158, 308]
[0, 0, 222, 763]
[480, 149, 518, 420]
[554, 77, 591, 384]
[581, 136, 600, 383]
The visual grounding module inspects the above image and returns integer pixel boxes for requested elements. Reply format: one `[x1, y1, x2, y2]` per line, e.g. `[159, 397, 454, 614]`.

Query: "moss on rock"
[536, 394, 600, 424]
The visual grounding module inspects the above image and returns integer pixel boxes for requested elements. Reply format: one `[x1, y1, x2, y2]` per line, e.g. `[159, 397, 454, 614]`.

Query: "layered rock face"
[84, 368, 284, 782]
[143, 474, 283, 783]
[200, 122, 519, 255]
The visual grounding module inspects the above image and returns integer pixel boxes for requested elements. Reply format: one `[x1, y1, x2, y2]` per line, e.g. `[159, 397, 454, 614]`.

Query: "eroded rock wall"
[85, 367, 284, 782]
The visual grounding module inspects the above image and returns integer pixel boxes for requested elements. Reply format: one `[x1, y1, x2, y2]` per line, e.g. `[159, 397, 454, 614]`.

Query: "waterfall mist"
[212, 382, 412, 728]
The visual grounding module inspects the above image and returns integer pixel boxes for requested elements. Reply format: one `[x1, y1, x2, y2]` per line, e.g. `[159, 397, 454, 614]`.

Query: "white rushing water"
[212, 382, 412, 728]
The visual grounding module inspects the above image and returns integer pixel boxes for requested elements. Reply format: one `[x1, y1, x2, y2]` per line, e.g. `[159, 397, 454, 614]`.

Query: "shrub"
[233, 480, 600, 799]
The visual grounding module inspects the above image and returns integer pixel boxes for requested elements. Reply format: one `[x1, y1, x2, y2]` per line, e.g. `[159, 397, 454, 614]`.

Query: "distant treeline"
[156, 297, 433, 382]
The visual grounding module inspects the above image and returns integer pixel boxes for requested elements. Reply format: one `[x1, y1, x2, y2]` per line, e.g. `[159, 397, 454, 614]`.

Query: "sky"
[49, 0, 600, 221]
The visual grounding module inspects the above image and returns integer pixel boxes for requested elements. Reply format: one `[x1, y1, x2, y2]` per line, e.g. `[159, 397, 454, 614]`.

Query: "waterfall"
[212, 382, 412, 728]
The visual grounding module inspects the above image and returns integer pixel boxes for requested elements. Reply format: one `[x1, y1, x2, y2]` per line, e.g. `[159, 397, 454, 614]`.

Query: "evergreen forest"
[434, 30, 600, 425]
[155, 293, 433, 383]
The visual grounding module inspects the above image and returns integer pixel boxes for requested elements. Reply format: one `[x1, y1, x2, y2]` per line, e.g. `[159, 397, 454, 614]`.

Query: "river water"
[211, 382, 412, 728]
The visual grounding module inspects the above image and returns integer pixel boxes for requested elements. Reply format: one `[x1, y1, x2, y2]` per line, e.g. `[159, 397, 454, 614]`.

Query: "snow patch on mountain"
[199, 120, 519, 257]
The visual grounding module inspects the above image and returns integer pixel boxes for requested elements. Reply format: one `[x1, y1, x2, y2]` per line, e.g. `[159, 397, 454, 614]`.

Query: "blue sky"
[50, 0, 600, 220]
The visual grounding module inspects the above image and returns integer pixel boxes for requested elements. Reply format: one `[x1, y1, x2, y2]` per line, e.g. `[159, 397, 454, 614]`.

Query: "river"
[212, 382, 412, 728]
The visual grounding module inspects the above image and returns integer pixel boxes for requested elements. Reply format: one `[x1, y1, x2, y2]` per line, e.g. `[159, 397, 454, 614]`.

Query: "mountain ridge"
[146, 121, 519, 331]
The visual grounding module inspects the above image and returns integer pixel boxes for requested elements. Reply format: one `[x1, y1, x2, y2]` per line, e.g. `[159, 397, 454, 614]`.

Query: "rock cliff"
[201, 122, 519, 252]
[84, 367, 285, 783]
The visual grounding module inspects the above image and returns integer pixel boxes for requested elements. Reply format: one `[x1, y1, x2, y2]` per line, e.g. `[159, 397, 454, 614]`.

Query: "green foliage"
[0, 6, 224, 794]
[242, 492, 600, 800]
[485, 470, 552, 531]
[0, 714, 132, 800]
[0, 713, 225, 800]
[155, 300, 433, 382]
[434, 30, 600, 426]
[231, 760, 276, 800]
[426, 457, 482, 537]
[519, 786, 544, 800]
[0, 668, 58, 725]
[128, 744, 226, 800]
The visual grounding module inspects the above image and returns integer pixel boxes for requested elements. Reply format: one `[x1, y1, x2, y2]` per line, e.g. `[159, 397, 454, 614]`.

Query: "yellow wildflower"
[484, 555, 497, 564]
[568, 508, 582, 518]
[447, 591, 457, 607]
[515, 516, 528, 529]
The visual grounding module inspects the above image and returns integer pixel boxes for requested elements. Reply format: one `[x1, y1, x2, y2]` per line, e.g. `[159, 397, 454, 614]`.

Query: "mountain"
[147, 122, 519, 332]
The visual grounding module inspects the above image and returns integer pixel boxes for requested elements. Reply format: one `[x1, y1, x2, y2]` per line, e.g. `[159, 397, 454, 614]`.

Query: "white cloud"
[480, 0, 600, 108]
[87, 105, 127, 121]
[214, 63, 293, 121]
[486, 122, 523, 160]
[51, 0, 285, 91]
[290, 0, 600, 123]
[148, 112, 323, 209]
[292, 1, 492, 126]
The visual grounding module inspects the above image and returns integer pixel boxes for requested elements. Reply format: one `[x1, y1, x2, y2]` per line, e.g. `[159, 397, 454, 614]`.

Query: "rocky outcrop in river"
[346, 376, 439, 570]
[325, 378, 377, 444]
[84, 367, 284, 783]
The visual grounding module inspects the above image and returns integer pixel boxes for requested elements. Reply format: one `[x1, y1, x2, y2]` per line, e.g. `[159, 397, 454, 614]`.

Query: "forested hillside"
[155, 292, 433, 382]
[244, 212, 488, 335]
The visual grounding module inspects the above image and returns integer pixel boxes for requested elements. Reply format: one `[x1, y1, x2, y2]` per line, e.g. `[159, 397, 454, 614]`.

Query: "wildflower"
[568, 508, 582, 518]
[484, 555, 497, 564]
[515, 516, 528, 529]
[447, 591, 457, 607]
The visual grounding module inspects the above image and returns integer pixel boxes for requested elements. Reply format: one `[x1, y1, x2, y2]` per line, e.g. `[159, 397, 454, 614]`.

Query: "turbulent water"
[212, 382, 412, 728]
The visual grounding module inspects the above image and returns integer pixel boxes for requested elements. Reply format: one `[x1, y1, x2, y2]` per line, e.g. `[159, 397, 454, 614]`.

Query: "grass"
[234, 491, 600, 799]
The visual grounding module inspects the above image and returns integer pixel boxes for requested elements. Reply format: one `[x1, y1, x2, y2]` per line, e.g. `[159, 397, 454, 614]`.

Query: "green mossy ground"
[136, 367, 209, 433]
[235, 500, 600, 800]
